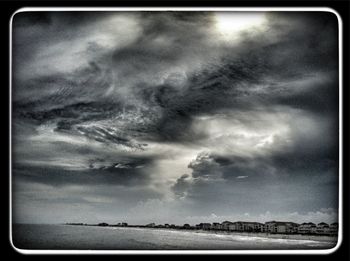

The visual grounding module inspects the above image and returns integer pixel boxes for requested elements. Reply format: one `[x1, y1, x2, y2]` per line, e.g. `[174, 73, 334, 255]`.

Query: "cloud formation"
[12, 11, 339, 224]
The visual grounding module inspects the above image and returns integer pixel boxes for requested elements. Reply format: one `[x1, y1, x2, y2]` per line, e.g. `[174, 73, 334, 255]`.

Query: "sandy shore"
[135, 227, 338, 243]
[213, 231, 337, 242]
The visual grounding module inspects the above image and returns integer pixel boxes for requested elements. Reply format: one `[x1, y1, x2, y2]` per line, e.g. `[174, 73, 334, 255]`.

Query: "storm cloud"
[12, 11, 339, 225]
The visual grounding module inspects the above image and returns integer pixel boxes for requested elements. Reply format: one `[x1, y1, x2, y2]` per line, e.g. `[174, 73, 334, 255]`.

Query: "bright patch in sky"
[214, 12, 267, 41]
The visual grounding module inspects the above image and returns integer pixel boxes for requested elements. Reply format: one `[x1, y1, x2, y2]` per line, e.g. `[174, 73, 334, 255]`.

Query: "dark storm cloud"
[172, 149, 338, 215]
[137, 61, 264, 142]
[13, 60, 113, 106]
[13, 12, 338, 143]
[177, 146, 337, 185]
[13, 12, 219, 146]
[125, 12, 338, 142]
[13, 158, 153, 187]
[111, 12, 213, 71]
[15, 100, 116, 125]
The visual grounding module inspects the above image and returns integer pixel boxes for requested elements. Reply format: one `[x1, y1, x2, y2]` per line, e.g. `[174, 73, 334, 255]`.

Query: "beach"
[12, 224, 338, 250]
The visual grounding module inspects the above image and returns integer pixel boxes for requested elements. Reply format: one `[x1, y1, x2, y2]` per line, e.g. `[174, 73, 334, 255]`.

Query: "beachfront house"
[264, 221, 278, 233]
[230, 221, 264, 232]
[264, 221, 299, 234]
[183, 224, 191, 229]
[221, 221, 234, 231]
[146, 223, 156, 227]
[228, 224, 236, 231]
[298, 222, 317, 234]
[231, 221, 245, 231]
[316, 222, 330, 235]
[283, 222, 299, 233]
[329, 222, 338, 235]
[197, 223, 211, 230]
[232, 221, 244, 231]
[253, 222, 265, 232]
[211, 223, 222, 230]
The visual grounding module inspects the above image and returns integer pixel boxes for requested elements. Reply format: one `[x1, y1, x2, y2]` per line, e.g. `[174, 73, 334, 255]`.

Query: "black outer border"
[3, 0, 349, 259]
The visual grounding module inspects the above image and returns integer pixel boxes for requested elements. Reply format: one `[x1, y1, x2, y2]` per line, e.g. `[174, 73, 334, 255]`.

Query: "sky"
[12, 11, 339, 225]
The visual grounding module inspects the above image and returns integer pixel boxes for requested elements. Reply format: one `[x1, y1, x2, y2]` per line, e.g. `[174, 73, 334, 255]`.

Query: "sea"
[12, 224, 337, 251]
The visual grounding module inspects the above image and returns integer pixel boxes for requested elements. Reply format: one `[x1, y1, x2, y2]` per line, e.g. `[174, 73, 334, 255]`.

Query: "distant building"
[228, 224, 236, 231]
[329, 222, 338, 235]
[265, 221, 299, 234]
[211, 223, 222, 230]
[197, 223, 211, 230]
[98, 222, 109, 227]
[146, 223, 155, 227]
[256, 222, 265, 232]
[121, 222, 128, 227]
[230, 221, 244, 231]
[316, 222, 330, 235]
[221, 221, 234, 231]
[230, 221, 264, 232]
[298, 222, 316, 234]
[183, 224, 191, 229]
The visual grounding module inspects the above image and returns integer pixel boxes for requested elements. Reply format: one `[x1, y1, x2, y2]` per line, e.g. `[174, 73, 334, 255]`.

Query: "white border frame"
[9, 6, 343, 255]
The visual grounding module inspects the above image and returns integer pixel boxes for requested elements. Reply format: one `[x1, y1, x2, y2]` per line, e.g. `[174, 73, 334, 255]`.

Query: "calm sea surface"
[12, 224, 337, 250]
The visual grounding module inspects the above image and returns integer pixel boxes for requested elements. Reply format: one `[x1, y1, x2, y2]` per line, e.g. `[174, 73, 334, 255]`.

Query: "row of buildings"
[145, 221, 338, 236]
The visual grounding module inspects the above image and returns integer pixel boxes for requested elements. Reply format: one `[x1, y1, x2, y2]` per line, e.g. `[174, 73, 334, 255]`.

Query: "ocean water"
[12, 224, 337, 250]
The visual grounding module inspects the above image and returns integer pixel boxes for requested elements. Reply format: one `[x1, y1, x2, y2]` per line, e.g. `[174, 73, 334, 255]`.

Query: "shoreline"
[131, 227, 338, 243]
[64, 224, 338, 243]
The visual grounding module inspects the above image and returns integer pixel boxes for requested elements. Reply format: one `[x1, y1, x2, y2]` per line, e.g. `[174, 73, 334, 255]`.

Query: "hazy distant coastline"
[64, 222, 338, 243]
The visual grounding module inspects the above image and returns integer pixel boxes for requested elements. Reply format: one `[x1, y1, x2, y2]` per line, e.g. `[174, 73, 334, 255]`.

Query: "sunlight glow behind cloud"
[214, 12, 267, 41]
